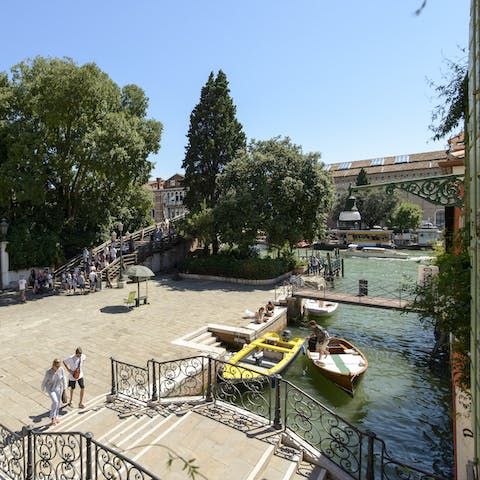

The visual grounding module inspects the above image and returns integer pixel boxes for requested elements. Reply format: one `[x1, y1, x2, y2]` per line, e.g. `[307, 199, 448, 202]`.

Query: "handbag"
[61, 389, 68, 404]
[73, 358, 81, 379]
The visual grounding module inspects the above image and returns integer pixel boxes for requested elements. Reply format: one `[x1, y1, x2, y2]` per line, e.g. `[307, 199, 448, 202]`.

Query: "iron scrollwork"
[384, 175, 464, 208]
[283, 381, 363, 479]
[0, 425, 24, 480]
[155, 357, 206, 399]
[115, 361, 149, 402]
[34, 432, 83, 480]
[212, 359, 272, 422]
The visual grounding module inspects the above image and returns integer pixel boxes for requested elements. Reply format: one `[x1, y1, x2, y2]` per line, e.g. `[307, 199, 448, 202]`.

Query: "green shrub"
[179, 253, 293, 280]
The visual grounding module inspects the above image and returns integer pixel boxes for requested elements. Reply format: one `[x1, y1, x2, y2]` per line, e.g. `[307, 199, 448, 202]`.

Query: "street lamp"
[117, 222, 125, 282]
[338, 186, 361, 230]
[0, 218, 9, 290]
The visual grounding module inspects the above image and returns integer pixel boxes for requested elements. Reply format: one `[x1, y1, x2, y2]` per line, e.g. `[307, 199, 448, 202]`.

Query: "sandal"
[78, 403, 85, 409]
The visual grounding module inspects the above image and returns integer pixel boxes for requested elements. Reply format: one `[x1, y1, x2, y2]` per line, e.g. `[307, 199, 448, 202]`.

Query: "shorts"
[69, 378, 85, 389]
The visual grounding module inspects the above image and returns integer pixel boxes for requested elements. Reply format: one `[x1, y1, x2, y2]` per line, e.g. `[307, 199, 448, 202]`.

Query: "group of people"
[17, 269, 54, 302]
[254, 300, 276, 323]
[41, 347, 87, 425]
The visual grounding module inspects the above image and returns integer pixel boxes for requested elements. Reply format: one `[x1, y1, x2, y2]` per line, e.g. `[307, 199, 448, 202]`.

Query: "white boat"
[342, 245, 408, 259]
[304, 299, 338, 317]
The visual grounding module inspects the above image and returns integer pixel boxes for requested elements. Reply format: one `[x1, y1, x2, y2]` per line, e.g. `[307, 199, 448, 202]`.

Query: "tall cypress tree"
[182, 70, 246, 212]
[356, 167, 369, 186]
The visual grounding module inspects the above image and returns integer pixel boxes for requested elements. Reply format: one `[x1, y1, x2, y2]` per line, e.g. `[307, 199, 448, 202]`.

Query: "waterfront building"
[329, 149, 452, 227]
[145, 174, 187, 223]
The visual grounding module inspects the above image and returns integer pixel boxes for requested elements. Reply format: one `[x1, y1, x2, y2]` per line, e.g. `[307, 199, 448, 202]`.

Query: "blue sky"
[1, 0, 470, 179]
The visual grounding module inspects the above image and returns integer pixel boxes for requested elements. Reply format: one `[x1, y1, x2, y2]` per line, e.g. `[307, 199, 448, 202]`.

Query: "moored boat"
[304, 299, 338, 317]
[306, 337, 368, 396]
[342, 244, 408, 259]
[222, 332, 305, 381]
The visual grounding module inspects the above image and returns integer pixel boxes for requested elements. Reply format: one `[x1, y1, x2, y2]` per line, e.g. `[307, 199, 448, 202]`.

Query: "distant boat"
[306, 337, 368, 396]
[304, 299, 338, 317]
[342, 245, 409, 259]
[221, 332, 305, 381]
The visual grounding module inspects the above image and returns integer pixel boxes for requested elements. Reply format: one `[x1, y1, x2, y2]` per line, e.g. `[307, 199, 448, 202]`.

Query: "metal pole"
[205, 356, 213, 402]
[110, 358, 116, 396]
[25, 425, 34, 480]
[365, 430, 376, 480]
[272, 375, 282, 430]
[151, 359, 158, 401]
[85, 432, 93, 480]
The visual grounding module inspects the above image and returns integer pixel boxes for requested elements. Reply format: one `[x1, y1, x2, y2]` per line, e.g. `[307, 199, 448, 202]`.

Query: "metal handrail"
[109, 355, 444, 480]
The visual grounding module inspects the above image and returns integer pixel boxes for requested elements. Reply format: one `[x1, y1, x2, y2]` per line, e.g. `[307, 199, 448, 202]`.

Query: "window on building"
[338, 162, 351, 170]
[370, 157, 384, 166]
[394, 155, 409, 164]
[170, 179, 175, 186]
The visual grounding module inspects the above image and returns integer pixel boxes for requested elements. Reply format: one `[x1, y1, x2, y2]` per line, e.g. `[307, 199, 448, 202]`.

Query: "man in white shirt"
[63, 347, 87, 408]
[18, 275, 27, 302]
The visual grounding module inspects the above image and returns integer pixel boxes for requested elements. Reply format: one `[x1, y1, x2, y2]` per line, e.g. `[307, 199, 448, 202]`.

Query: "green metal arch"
[351, 174, 465, 208]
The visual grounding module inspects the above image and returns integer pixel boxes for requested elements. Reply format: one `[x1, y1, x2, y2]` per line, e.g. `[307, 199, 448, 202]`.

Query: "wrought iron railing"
[108, 355, 444, 480]
[0, 424, 158, 480]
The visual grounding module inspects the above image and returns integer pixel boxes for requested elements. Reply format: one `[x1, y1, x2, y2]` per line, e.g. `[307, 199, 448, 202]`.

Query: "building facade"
[328, 149, 452, 227]
[145, 174, 187, 223]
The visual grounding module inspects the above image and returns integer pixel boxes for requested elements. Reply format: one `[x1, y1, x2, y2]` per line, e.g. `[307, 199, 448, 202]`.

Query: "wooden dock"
[293, 289, 414, 311]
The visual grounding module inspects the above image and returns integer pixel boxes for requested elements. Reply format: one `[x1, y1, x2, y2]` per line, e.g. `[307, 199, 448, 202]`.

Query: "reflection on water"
[283, 254, 453, 477]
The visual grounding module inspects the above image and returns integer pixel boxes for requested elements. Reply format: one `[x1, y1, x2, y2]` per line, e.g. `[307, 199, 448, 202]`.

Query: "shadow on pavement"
[100, 305, 132, 314]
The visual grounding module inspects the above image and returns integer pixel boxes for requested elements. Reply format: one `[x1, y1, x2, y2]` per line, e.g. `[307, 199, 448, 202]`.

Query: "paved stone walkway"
[0, 276, 278, 431]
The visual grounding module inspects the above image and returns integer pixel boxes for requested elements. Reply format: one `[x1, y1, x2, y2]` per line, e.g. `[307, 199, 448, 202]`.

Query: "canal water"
[283, 252, 453, 477]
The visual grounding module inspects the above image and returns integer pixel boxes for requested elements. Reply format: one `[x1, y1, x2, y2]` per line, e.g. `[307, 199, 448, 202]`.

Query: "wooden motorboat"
[222, 332, 305, 381]
[342, 245, 408, 259]
[304, 299, 338, 317]
[306, 337, 368, 396]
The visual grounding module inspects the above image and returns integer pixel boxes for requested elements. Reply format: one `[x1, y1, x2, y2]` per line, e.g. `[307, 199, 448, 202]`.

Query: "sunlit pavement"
[0, 275, 277, 430]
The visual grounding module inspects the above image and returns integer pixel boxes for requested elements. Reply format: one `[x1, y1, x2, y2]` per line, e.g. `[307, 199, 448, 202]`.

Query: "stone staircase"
[46, 394, 330, 480]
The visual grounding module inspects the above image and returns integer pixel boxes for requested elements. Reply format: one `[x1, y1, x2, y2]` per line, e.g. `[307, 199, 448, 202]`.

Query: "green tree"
[409, 231, 471, 387]
[215, 137, 334, 254]
[388, 201, 422, 232]
[0, 56, 162, 267]
[182, 70, 246, 253]
[356, 168, 369, 186]
[428, 56, 467, 141]
[355, 189, 399, 229]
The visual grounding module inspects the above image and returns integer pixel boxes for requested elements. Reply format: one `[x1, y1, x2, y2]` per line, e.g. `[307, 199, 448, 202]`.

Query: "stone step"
[291, 460, 328, 480]
[132, 409, 279, 479]
[252, 450, 299, 480]
[193, 331, 218, 344]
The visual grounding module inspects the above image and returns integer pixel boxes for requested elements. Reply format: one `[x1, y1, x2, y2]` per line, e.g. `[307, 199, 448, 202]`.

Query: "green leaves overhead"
[0, 56, 162, 266]
[215, 137, 334, 253]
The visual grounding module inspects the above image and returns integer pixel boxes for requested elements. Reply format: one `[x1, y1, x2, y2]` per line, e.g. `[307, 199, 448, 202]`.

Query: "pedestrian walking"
[41, 358, 67, 425]
[63, 347, 86, 408]
[18, 275, 27, 302]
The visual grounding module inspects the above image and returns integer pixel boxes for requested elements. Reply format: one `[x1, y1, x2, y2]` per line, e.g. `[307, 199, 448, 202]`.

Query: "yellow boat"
[222, 331, 305, 380]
